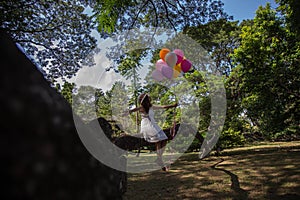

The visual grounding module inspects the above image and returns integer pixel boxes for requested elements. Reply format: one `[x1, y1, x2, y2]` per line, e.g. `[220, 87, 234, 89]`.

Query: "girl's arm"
[122, 106, 141, 116]
[152, 103, 178, 110]
[129, 106, 141, 114]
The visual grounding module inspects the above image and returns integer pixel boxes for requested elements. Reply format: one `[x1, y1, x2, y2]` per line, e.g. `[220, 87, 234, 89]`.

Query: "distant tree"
[61, 82, 75, 105]
[0, 0, 98, 82]
[233, 3, 300, 138]
[95, 88, 111, 119]
[184, 19, 240, 76]
[72, 85, 98, 122]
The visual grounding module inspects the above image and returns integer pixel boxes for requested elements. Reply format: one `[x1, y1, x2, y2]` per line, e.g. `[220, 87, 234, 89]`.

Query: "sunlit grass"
[123, 141, 300, 200]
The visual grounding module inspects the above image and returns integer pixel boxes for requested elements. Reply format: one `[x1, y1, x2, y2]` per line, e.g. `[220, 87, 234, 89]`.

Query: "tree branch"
[165, 0, 186, 17]
[149, 0, 159, 41]
[162, 0, 177, 32]
[129, 0, 150, 30]
[149, 0, 158, 28]
[15, 39, 50, 49]
[9, 16, 64, 34]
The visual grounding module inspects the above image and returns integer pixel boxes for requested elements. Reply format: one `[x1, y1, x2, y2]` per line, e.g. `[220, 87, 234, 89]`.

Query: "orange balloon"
[174, 63, 182, 72]
[159, 48, 170, 61]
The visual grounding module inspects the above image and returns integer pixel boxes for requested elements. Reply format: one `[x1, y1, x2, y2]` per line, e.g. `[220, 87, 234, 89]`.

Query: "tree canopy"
[0, 0, 97, 81]
[232, 2, 300, 138]
[94, 0, 231, 34]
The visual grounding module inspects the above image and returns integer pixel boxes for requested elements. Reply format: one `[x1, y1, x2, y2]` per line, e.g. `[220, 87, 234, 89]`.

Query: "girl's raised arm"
[129, 106, 141, 114]
[152, 103, 178, 110]
[122, 106, 141, 116]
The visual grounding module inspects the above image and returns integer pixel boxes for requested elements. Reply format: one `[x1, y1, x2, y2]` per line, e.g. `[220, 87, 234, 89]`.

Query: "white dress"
[140, 108, 168, 143]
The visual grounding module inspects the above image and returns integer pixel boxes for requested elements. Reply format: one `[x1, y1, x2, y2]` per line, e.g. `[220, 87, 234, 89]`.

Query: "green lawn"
[123, 141, 300, 200]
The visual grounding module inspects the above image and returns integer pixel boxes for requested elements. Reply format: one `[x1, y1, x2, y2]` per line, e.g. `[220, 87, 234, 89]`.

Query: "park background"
[2, 0, 299, 199]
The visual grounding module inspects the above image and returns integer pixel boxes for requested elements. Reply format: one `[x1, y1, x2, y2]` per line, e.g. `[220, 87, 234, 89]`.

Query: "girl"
[128, 93, 177, 171]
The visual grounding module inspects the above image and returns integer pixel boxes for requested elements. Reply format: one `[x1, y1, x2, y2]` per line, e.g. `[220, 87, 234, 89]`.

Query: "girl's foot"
[162, 166, 169, 171]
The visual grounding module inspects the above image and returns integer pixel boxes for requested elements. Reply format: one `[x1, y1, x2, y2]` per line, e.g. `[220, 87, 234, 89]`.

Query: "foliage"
[72, 85, 99, 122]
[232, 3, 300, 138]
[276, 0, 300, 36]
[61, 82, 75, 105]
[184, 19, 240, 75]
[117, 49, 148, 106]
[219, 128, 245, 148]
[95, 88, 112, 119]
[94, 0, 231, 34]
[0, 0, 98, 82]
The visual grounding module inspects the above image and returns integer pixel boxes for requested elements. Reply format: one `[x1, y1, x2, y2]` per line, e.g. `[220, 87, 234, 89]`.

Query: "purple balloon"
[181, 59, 192, 73]
[152, 69, 165, 81]
[161, 65, 173, 79]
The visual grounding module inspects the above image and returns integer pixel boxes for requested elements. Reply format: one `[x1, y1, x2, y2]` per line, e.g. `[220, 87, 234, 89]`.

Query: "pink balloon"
[161, 65, 173, 79]
[181, 59, 192, 73]
[173, 49, 184, 65]
[155, 59, 166, 71]
[165, 52, 177, 68]
[173, 49, 184, 57]
[152, 69, 165, 81]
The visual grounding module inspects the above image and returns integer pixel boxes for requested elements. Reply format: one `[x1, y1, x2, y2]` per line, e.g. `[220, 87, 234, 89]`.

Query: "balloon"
[176, 55, 183, 65]
[155, 59, 166, 71]
[165, 52, 177, 68]
[174, 63, 182, 72]
[152, 69, 165, 81]
[161, 65, 173, 79]
[173, 49, 184, 57]
[181, 59, 192, 73]
[173, 49, 184, 64]
[173, 69, 181, 78]
[159, 48, 170, 61]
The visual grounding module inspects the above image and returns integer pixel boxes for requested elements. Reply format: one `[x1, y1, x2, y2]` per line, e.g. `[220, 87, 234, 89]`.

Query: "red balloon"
[173, 49, 184, 65]
[181, 59, 192, 73]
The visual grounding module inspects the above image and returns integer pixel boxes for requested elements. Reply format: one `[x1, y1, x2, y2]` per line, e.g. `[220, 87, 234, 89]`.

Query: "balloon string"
[171, 81, 177, 139]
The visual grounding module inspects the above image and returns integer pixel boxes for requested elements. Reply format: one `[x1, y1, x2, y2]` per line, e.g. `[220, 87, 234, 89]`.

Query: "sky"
[222, 0, 278, 21]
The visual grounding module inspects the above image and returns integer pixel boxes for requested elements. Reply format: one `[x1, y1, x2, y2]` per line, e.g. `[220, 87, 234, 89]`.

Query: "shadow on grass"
[210, 158, 249, 200]
[123, 142, 300, 200]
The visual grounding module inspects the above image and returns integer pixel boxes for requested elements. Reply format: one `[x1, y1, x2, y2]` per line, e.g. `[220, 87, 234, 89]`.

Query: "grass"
[123, 141, 300, 200]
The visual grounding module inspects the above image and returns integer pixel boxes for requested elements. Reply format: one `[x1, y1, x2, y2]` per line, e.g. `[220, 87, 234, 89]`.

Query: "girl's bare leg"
[155, 142, 163, 166]
[159, 140, 169, 171]
[156, 141, 170, 171]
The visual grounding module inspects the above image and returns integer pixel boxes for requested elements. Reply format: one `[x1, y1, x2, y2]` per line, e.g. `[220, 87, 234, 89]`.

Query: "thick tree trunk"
[1, 30, 123, 199]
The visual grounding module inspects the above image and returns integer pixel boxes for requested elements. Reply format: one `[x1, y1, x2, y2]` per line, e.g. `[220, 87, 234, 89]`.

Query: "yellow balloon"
[173, 69, 180, 78]
[174, 63, 182, 72]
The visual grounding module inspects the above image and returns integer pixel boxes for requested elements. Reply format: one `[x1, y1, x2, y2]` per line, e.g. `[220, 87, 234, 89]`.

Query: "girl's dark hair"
[138, 93, 152, 113]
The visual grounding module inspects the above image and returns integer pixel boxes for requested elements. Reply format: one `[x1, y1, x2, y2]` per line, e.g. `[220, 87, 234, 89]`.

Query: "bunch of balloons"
[152, 48, 192, 81]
